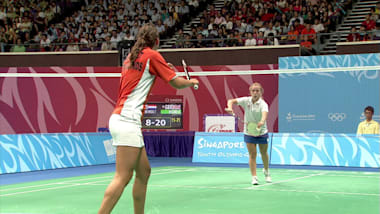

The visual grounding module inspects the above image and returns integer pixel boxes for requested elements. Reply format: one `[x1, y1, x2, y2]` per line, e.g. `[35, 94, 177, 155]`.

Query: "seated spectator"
[80, 33, 90, 49]
[375, 2, 380, 16]
[40, 34, 51, 51]
[101, 36, 112, 51]
[370, 8, 379, 21]
[233, 30, 244, 46]
[66, 40, 80, 52]
[300, 35, 315, 55]
[0, 26, 8, 52]
[264, 22, 277, 37]
[151, 9, 161, 23]
[273, 21, 283, 35]
[194, 33, 206, 48]
[277, 0, 288, 11]
[54, 31, 68, 51]
[213, 28, 226, 47]
[347, 26, 360, 42]
[183, 34, 193, 48]
[289, 12, 304, 28]
[156, 20, 166, 35]
[312, 19, 325, 33]
[358, 25, 369, 41]
[214, 12, 226, 26]
[189, 0, 200, 11]
[293, 19, 305, 33]
[226, 32, 238, 47]
[164, 15, 176, 28]
[287, 25, 299, 41]
[374, 23, 380, 40]
[301, 23, 316, 43]
[362, 14, 376, 31]
[256, 31, 266, 46]
[303, 11, 314, 25]
[261, 8, 274, 22]
[178, 0, 190, 17]
[294, 1, 302, 12]
[123, 30, 134, 41]
[0, 6, 6, 27]
[209, 5, 218, 18]
[209, 24, 218, 37]
[19, 17, 33, 36]
[236, 19, 247, 34]
[267, 33, 279, 46]
[110, 30, 121, 49]
[11, 38, 26, 52]
[245, 32, 256, 46]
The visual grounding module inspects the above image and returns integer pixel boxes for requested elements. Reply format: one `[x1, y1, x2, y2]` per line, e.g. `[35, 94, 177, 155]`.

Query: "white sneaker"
[251, 176, 259, 185]
[263, 169, 272, 183]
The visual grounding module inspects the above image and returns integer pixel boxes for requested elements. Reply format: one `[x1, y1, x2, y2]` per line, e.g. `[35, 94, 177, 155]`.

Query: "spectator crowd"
[0, 0, 379, 53]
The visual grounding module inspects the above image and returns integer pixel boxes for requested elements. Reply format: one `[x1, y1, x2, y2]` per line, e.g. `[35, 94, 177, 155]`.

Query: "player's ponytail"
[129, 24, 159, 68]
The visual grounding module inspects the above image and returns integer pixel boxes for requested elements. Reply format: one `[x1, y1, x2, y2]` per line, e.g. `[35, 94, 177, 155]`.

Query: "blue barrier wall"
[270, 133, 379, 167]
[278, 53, 380, 133]
[192, 132, 269, 164]
[192, 132, 380, 168]
[0, 133, 115, 174]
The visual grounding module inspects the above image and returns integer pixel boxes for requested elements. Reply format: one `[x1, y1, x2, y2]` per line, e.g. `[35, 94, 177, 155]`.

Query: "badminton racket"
[225, 108, 261, 136]
[182, 59, 199, 90]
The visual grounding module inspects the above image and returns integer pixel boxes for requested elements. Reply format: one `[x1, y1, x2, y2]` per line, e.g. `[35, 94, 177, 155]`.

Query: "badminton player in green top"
[225, 82, 272, 185]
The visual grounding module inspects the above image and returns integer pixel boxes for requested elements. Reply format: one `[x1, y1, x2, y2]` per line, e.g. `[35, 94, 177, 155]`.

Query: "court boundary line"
[0, 167, 188, 191]
[247, 172, 326, 189]
[148, 184, 379, 196]
[1, 168, 378, 198]
[0, 168, 194, 196]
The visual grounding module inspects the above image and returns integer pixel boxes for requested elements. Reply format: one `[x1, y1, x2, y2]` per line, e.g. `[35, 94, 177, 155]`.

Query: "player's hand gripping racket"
[182, 59, 198, 90]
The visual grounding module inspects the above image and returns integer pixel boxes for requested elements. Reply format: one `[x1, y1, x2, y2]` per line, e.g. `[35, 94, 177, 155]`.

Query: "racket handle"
[193, 84, 199, 90]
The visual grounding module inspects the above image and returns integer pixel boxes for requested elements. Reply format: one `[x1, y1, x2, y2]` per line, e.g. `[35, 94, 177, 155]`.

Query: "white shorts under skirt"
[109, 114, 144, 147]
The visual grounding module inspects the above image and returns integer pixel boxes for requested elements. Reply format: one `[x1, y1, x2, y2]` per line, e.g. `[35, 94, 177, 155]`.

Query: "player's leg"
[246, 142, 258, 185]
[258, 143, 269, 171]
[132, 147, 151, 214]
[98, 146, 141, 214]
[258, 143, 271, 182]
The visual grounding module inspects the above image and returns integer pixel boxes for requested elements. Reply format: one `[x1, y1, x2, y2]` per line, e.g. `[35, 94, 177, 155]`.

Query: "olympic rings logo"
[328, 113, 346, 122]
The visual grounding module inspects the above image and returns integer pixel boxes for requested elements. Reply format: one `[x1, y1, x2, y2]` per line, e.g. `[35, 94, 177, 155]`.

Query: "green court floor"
[0, 167, 379, 214]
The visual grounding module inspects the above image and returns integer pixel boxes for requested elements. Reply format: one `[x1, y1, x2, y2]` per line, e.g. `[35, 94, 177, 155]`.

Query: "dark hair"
[365, 106, 374, 114]
[129, 23, 158, 67]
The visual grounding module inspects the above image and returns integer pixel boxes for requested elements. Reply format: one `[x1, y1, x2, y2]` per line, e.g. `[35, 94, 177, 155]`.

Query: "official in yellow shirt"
[357, 106, 379, 134]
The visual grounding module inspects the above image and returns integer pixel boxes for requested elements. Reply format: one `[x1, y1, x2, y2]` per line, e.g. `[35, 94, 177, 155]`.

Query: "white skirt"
[109, 114, 144, 147]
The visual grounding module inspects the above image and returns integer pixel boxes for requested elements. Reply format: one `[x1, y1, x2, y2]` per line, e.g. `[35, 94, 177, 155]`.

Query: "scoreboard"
[142, 95, 183, 129]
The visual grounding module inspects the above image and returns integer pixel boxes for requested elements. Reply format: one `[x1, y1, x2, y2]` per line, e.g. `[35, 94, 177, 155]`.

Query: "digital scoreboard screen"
[142, 95, 183, 129]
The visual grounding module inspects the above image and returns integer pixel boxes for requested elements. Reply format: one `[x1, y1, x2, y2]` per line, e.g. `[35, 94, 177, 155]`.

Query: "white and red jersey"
[112, 47, 177, 124]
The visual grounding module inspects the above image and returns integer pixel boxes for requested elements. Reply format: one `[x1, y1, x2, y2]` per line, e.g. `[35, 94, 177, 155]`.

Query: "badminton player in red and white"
[225, 83, 272, 185]
[98, 24, 198, 214]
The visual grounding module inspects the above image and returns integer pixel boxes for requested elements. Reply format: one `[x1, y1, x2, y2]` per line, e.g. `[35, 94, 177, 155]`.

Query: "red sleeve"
[149, 51, 177, 83]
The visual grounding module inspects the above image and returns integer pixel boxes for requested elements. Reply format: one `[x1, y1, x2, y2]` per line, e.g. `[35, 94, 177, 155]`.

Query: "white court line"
[0, 167, 186, 192]
[72, 171, 379, 197]
[57, 169, 196, 186]
[0, 175, 113, 192]
[184, 167, 380, 174]
[247, 172, 327, 189]
[186, 169, 380, 178]
[148, 184, 379, 196]
[0, 169, 194, 197]
[0, 183, 81, 197]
